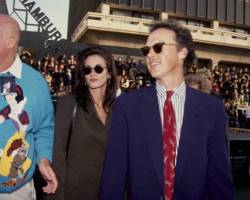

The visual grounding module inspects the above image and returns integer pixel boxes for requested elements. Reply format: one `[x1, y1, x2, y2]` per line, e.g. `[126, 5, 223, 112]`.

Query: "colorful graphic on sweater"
[0, 84, 31, 187]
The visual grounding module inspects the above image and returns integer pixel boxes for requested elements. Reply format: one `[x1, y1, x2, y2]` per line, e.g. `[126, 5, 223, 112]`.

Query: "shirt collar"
[156, 81, 186, 98]
[0, 55, 22, 79]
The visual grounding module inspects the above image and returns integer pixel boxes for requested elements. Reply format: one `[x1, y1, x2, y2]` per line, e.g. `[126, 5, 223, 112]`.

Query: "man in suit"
[100, 20, 234, 200]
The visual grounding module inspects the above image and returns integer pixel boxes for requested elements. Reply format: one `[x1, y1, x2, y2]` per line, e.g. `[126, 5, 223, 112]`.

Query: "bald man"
[0, 14, 58, 200]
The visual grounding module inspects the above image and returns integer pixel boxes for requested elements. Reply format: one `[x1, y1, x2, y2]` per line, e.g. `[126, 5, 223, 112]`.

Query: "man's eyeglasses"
[140, 42, 176, 57]
[82, 64, 106, 75]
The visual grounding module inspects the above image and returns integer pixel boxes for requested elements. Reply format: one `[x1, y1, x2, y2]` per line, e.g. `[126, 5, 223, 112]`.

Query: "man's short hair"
[150, 20, 196, 73]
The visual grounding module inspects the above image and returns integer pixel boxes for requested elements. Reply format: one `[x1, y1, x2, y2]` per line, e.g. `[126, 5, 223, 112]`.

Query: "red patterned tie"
[163, 91, 176, 200]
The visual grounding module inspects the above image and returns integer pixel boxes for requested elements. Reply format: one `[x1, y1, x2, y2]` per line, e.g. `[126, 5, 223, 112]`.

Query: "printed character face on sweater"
[4, 85, 24, 106]
[83, 54, 110, 90]
[3, 82, 11, 91]
[0, 84, 29, 131]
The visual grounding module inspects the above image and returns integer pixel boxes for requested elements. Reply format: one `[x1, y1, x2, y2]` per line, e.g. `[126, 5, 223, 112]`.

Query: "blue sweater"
[0, 63, 54, 193]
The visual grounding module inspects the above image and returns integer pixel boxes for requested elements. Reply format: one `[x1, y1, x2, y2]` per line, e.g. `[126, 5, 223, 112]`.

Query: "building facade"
[0, 0, 8, 15]
[68, 0, 250, 69]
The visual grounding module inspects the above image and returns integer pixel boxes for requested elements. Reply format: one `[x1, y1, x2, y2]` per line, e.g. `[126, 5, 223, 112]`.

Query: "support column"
[160, 12, 168, 21]
[100, 3, 110, 15]
[211, 20, 219, 30]
[211, 59, 219, 70]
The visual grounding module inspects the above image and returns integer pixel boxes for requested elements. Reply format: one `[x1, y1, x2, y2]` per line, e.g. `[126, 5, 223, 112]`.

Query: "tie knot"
[166, 90, 174, 100]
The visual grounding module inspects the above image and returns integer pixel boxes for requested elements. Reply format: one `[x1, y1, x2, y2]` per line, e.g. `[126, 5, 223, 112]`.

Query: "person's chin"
[88, 82, 106, 89]
[88, 85, 100, 89]
[149, 70, 160, 79]
[148, 65, 160, 75]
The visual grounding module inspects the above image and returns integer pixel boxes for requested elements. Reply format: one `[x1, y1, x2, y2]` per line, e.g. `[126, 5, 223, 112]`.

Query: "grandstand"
[68, 0, 250, 69]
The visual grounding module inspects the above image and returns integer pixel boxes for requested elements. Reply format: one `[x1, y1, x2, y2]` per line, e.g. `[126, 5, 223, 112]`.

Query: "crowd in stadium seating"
[187, 65, 250, 129]
[20, 50, 250, 129]
[20, 50, 78, 97]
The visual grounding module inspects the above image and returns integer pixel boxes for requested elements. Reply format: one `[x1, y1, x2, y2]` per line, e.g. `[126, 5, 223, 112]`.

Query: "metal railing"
[71, 12, 250, 49]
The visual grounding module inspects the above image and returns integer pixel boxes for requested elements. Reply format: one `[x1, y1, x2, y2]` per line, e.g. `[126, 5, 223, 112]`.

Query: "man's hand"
[38, 158, 58, 194]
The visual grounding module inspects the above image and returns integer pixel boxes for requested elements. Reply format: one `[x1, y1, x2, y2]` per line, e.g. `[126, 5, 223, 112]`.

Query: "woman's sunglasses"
[82, 64, 105, 75]
[140, 42, 176, 56]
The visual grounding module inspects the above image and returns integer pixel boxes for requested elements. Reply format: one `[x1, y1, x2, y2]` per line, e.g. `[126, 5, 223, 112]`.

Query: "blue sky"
[6, 0, 69, 39]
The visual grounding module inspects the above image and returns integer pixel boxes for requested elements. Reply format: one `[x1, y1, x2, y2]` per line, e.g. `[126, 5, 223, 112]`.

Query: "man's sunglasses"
[82, 64, 106, 75]
[140, 42, 176, 56]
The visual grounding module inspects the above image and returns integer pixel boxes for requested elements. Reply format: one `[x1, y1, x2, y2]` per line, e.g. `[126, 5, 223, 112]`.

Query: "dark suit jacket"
[46, 95, 111, 200]
[100, 84, 234, 200]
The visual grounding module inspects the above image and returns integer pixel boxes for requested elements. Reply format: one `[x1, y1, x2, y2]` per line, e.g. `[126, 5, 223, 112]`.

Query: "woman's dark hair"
[150, 20, 196, 74]
[75, 46, 117, 113]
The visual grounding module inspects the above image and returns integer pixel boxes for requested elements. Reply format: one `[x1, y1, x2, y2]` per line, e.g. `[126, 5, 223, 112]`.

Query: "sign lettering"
[19, 0, 62, 41]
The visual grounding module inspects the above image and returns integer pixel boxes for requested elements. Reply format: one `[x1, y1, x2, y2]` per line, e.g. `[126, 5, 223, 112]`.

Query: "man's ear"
[6, 37, 16, 49]
[178, 47, 188, 60]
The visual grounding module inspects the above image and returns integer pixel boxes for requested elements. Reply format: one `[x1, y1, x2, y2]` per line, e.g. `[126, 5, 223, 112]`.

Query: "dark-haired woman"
[47, 46, 117, 200]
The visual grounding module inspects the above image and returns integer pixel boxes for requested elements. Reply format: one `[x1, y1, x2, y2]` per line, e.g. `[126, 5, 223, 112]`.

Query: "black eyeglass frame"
[82, 64, 106, 75]
[140, 42, 177, 56]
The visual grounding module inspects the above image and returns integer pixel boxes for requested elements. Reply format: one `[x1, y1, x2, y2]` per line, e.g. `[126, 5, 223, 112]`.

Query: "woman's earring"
[108, 79, 111, 85]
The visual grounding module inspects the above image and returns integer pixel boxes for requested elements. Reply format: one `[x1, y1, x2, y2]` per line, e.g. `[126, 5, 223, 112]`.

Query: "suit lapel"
[138, 84, 165, 192]
[174, 86, 201, 189]
[138, 85, 203, 193]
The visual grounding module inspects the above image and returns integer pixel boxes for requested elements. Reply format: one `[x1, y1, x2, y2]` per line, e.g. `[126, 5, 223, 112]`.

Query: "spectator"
[0, 14, 57, 199]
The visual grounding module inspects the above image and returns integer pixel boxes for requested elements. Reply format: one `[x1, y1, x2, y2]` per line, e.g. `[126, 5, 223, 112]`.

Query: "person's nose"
[147, 47, 156, 58]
